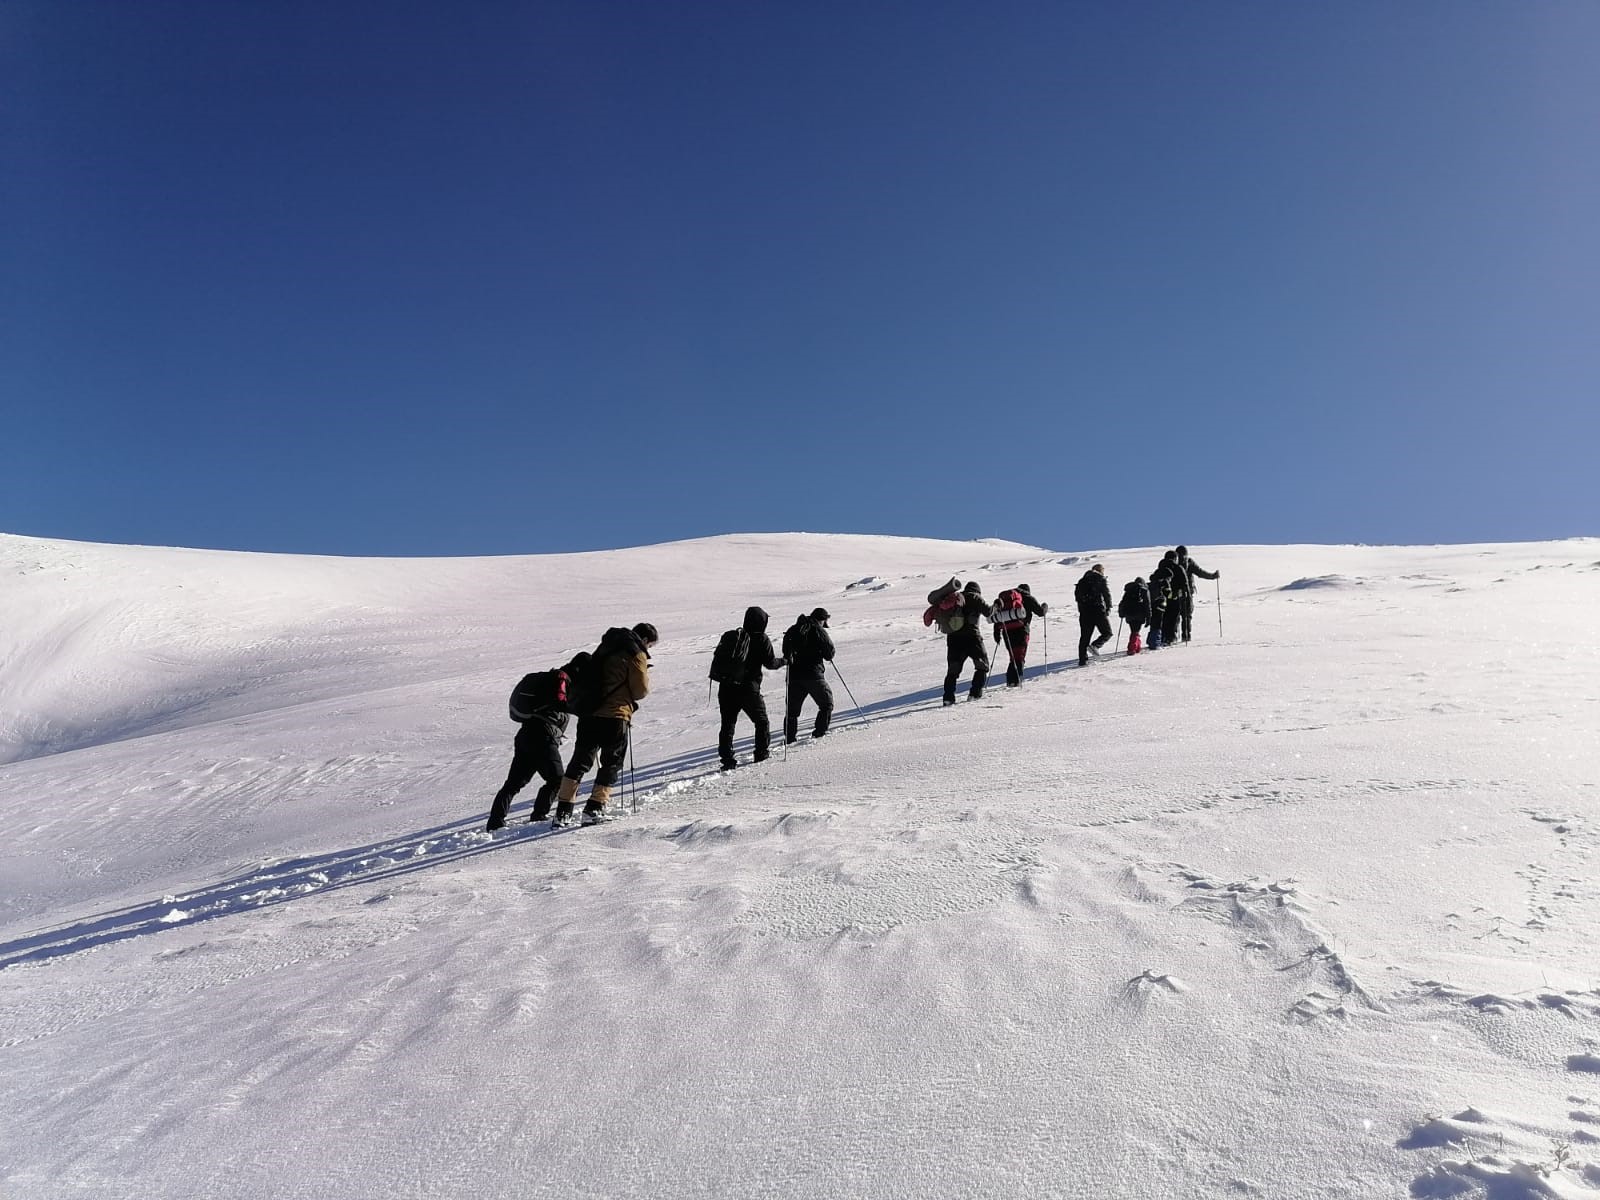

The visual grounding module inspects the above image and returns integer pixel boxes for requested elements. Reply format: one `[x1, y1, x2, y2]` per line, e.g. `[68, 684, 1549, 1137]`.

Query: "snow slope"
[2, 531, 1598, 1200]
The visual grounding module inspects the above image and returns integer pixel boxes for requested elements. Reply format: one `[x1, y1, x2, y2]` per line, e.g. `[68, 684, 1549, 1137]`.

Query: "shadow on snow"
[1, 656, 1075, 970]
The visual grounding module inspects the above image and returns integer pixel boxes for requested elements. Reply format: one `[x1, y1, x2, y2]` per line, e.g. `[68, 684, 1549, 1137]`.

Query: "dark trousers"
[1181, 594, 1195, 642]
[488, 721, 564, 827]
[564, 715, 630, 787]
[1162, 600, 1183, 646]
[718, 684, 771, 767]
[995, 628, 1030, 686]
[1149, 607, 1167, 647]
[784, 675, 833, 743]
[944, 636, 989, 703]
[1078, 611, 1112, 664]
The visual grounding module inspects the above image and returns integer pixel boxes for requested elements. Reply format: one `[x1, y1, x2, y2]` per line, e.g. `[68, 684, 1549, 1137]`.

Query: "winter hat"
[963, 581, 982, 595]
[1017, 584, 1032, 595]
[810, 607, 831, 623]
[1092, 564, 1105, 575]
[632, 622, 659, 645]
[1176, 545, 1189, 556]
[1163, 550, 1178, 563]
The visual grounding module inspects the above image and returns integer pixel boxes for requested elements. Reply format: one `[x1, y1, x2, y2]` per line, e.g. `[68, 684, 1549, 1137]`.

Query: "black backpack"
[509, 669, 566, 722]
[782, 618, 815, 662]
[1118, 581, 1150, 623]
[708, 628, 750, 684]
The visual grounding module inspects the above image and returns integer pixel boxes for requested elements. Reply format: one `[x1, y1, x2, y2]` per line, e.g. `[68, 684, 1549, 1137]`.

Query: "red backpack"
[992, 589, 1027, 631]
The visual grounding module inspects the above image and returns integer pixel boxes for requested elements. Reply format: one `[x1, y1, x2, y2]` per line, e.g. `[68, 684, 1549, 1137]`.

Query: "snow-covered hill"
[2, 531, 1598, 1199]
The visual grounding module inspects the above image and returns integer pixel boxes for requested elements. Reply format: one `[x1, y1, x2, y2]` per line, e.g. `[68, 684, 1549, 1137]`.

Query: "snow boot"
[581, 785, 612, 827]
[551, 777, 580, 827]
[1128, 632, 1142, 655]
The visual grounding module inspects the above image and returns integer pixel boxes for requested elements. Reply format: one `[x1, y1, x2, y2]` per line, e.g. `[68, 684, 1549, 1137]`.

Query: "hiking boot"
[580, 785, 611, 826]
[485, 818, 505, 833]
[551, 802, 577, 828]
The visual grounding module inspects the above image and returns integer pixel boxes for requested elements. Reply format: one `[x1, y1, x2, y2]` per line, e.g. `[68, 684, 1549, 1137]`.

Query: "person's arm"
[1190, 561, 1219, 581]
[626, 651, 651, 703]
[763, 636, 784, 670]
[1025, 594, 1048, 617]
[818, 628, 836, 661]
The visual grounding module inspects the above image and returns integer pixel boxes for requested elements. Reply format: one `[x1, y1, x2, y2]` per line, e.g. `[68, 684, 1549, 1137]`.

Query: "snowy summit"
[2, 531, 1598, 1200]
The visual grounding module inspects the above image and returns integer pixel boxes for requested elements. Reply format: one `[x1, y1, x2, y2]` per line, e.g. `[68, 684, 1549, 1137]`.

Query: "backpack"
[1118, 581, 1150, 623]
[922, 591, 966, 634]
[708, 628, 750, 684]
[782, 618, 817, 663]
[568, 628, 631, 716]
[508, 669, 567, 722]
[992, 588, 1027, 631]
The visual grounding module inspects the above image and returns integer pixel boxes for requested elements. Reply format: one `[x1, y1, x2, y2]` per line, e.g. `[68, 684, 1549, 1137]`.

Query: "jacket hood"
[742, 606, 769, 633]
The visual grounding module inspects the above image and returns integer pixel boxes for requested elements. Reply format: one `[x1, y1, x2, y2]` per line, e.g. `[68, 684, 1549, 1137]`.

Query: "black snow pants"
[995, 628, 1030, 686]
[563, 715, 630, 788]
[487, 720, 565, 828]
[718, 683, 772, 768]
[944, 634, 989, 703]
[1078, 611, 1112, 665]
[784, 675, 834, 743]
[1180, 594, 1196, 642]
[1161, 600, 1182, 647]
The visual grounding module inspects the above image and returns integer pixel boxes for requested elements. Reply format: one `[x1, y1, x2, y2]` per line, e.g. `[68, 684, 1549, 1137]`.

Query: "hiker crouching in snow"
[1074, 564, 1113, 666]
[943, 582, 993, 705]
[712, 606, 784, 770]
[486, 651, 592, 830]
[554, 622, 657, 827]
[782, 608, 835, 744]
[990, 584, 1048, 687]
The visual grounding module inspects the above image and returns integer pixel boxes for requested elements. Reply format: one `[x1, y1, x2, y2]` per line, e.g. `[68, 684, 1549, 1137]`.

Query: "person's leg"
[747, 691, 772, 762]
[1078, 613, 1094, 665]
[717, 687, 741, 768]
[809, 678, 834, 737]
[1092, 613, 1113, 650]
[486, 727, 538, 830]
[943, 640, 964, 704]
[528, 727, 565, 821]
[783, 676, 804, 744]
[585, 719, 630, 820]
[967, 641, 990, 700]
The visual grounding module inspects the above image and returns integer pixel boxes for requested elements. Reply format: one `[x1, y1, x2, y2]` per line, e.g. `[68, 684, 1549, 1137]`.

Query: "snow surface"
[2, 531, 1598, 1200]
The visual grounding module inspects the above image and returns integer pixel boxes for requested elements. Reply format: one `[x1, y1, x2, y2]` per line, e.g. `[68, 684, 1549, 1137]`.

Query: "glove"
[1040, 603, 1049, 614]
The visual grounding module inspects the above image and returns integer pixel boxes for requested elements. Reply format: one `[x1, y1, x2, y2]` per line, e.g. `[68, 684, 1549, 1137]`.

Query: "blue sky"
[5, 1, 1597, 556]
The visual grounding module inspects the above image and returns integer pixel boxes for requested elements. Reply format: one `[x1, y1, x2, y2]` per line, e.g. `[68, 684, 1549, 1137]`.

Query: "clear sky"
[5, 1, 1598, 556]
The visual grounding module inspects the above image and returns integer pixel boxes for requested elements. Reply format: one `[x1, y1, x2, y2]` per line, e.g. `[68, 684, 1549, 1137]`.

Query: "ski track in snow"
[2, 532, 1599, 1199]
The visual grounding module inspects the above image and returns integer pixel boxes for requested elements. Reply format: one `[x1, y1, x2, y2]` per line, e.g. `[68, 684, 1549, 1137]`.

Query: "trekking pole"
[1115, 617, 1123, 656]
[781, 661, 789, 761]
[829, 660, 865, 722]
[1216, 577, 1223, 641]
[628, 727, 639, 812]
[1042, 613, 1048, 675]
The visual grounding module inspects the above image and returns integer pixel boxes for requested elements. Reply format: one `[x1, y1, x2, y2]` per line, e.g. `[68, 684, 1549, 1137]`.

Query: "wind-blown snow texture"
[2, 532, 1598, 1199]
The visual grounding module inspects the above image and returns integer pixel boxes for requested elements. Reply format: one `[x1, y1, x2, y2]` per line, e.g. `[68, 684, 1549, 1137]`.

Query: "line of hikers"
[486, 547, 1219, 830]
[922, 546, 1220, 701]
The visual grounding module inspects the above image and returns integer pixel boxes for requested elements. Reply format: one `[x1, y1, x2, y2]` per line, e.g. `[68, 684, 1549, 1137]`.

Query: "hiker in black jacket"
[943, 582, 993, 705]
[486, 652, 592, 830]
[1160, 550, 1187, 647]
[1147, 561, 1173, 649]
[991, 584, 1049, 687]
[782, 608, 835, 743]
[1074, 564, 1114, 666]
[1176, 545, 1220, 643]
[1117, 579, 1151, 655]
[717, 606, 785, 769]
